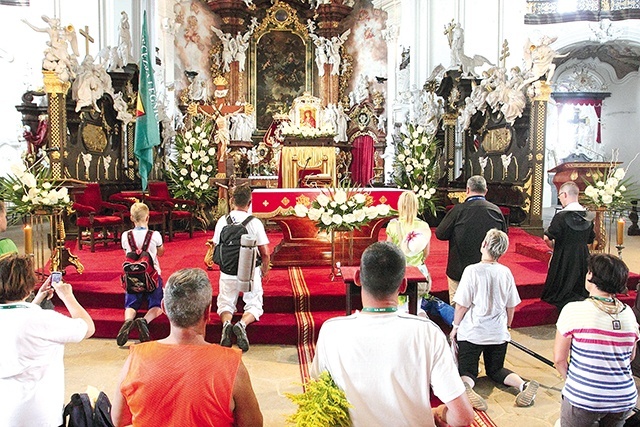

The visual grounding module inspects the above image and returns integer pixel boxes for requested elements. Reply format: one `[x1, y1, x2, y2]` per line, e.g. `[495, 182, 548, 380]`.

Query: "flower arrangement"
[280, 121, 336, 139]
[392, 123, 440, 213]
[584, 165, 632, 213]
[167, 114, 218, 206]
[293, 186, 394, 233]
[0, 161, 71, 218]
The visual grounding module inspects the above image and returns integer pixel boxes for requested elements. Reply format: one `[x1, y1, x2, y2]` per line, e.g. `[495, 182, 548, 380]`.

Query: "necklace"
[589, 297, 625, 330]
[361, 307, 398, 313]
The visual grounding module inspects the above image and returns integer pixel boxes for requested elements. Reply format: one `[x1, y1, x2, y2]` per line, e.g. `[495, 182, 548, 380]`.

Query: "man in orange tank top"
[111, 268, 263, 427]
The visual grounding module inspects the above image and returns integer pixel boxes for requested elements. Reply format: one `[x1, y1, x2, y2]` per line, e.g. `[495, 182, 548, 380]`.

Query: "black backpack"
[63, 391, 114, 427]
[121, 230, 158, 294]
[213, 215, 256, 275]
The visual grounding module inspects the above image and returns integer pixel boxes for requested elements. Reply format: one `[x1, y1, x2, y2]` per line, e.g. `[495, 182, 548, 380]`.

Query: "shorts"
[124, 277, 164, 311]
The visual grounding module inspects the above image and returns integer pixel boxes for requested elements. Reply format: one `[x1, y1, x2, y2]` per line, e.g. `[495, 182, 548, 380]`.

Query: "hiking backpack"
[63, 391, 114, 427]
[121, 230, 158, 294]
[213, 215, 258, 275]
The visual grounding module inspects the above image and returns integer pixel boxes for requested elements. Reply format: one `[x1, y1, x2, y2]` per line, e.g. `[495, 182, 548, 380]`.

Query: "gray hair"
[483, 229, 509, 260]
[467, 175, 487, 194]
[360, 242, 406, 299]
[559, 181, 579, 197]
[164, 268, 212, 328]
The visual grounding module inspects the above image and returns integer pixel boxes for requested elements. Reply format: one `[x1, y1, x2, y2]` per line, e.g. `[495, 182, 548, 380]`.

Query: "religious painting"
[256, 30, 307, 130]
[299, 108, 317, 128]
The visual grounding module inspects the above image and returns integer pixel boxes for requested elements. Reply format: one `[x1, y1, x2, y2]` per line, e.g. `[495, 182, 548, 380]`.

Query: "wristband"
[451, 323, 459, 329]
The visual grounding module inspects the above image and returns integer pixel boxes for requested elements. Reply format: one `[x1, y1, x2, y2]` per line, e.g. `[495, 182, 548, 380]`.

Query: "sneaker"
[135, 318, 151, 343]
[464, 382, 488, 411]
[220, 321, 233, 347]
[233, 322, 250, 352]
[116, 319, 134, 346]
[516, 380, 539, 407]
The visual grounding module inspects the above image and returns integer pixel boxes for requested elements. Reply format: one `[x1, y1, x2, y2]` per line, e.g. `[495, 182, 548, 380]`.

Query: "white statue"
[309, 34, 329, 76]
[323, 104, 338, 135]
[459, 97, 477, 130]
[81, 152, 92, 179]
[335, 104, 349, 143]
[72, 55, 113, 112]
[117, 11, 134, 66]
[326, 29, 350, 76]
[23, 15, 79, 82]
[188, 75, 208, 101]
[306, 19, 317, 34]
[103, 155, 112, 178]
[211, 26, 236, 73]
[234, 29, 252, 73]
[351, 74, 370, 106]
[113, 92, 133, 125]
[106, 46, 124, 72]
[230, 112, 256, 142]
[445, 22, 493, 77]
[520, 36, 567, 88]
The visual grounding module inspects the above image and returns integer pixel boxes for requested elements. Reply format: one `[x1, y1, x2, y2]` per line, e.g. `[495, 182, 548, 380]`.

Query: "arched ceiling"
[556, 41, 640, 80]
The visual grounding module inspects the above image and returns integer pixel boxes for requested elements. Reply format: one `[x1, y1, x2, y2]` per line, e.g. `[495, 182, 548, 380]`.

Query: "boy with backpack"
[213, 185, 270, 352]
[116, 202, 165, 347]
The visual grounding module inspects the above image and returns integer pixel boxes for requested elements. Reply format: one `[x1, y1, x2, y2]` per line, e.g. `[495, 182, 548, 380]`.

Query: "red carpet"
[52, 227, 639, 341]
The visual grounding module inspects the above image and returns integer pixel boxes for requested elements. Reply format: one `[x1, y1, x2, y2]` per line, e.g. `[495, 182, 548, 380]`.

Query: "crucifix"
[79, 25, 94, 56]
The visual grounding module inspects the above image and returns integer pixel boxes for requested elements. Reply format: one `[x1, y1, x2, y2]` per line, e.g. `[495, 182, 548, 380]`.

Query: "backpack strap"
[226, 215, 233, 225]
[241, 215, 255, 227]
[126, 230, 138, 252]
[141, 230, 154, 252]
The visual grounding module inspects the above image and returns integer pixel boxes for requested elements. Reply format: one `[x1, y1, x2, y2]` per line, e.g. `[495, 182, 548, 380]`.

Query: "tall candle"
[617, 218, 625, 246]
[24, 224, 33, 255]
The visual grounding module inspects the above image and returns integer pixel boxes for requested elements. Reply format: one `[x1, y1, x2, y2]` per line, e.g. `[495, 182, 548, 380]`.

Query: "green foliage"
[167, 113, 218, 206]
[285, 371, 352, 427]
[391, 123, 440, 215]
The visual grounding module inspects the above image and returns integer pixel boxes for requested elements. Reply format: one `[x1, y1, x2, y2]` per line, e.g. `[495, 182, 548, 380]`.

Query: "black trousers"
[457, 340, 514, 385]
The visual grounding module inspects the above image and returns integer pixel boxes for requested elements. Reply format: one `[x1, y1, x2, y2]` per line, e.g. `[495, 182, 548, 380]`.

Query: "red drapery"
[350, 134, 375, 186]
[557, 98, 603, 143]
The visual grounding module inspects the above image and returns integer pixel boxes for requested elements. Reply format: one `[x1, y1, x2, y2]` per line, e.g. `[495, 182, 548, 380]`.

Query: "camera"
[51, 271, 62, 285]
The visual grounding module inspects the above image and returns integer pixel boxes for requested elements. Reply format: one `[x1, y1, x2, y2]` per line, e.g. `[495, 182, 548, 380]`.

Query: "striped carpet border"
[289, 267, 316, 382]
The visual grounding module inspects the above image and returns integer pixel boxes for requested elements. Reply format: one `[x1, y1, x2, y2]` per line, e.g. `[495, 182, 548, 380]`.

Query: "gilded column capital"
[42, 71, 70, 95]
[529, 80, 552, 102]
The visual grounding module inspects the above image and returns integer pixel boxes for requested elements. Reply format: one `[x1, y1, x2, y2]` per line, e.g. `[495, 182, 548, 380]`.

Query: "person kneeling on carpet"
[450, 228, 539, 411]
[112, 268, 263, 427]
[116, 202, 165, 347]
[213, 185, 270, 352]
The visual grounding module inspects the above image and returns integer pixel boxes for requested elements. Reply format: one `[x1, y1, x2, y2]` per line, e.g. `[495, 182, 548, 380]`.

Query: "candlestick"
[24, 224, 33, 255]
[617, 218, 625, 246]
[616, 244, 625, 260]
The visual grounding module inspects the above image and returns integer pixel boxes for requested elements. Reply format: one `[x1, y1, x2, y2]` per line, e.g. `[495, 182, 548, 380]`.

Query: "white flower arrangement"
[293, 187, 395, 233]
[392, 123, 439, 213]
[584, 165, 631, 212]
[168, 114, 217, 205]
[0, 161, 71, 216]
[279, 121, 336, 139]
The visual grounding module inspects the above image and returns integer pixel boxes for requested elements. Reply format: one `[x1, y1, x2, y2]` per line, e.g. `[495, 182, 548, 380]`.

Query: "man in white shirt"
[214, 185, 270, 352]
[310, 242, 474, 427]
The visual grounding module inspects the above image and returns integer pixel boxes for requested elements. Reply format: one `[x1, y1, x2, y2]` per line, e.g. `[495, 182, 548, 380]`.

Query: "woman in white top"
[0, 254, 94, 427]
[450, 229, 538, 411]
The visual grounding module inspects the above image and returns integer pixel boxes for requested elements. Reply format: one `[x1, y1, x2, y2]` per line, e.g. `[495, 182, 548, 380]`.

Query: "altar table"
[252, 188, 404, 267]
[342, 266, 423, 315]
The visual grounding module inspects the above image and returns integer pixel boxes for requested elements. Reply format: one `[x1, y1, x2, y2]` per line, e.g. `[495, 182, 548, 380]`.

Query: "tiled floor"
[5, 208, 640, 426]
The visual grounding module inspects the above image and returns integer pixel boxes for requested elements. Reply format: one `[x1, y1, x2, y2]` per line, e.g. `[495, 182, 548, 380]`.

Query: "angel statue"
[117, 11, 135, 66]
[234, 26, 254, 73]
[309, 33, 329, 76]
[23, 15, 79, 82]
[211, 26, 237, 73]
[520, 36, 568, 89]
[327, 29, 350, 76]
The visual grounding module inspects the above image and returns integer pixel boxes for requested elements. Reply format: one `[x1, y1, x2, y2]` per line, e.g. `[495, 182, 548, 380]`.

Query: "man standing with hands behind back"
[213, 185, 270, 353]
[436, 175, 507, 303]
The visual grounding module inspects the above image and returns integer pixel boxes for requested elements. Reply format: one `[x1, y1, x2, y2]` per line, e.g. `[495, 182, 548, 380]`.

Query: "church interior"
[2, 0, 640, 426]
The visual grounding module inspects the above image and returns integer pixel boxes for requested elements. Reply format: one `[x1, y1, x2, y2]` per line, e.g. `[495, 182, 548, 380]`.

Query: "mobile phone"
[51, 271, 62, 285]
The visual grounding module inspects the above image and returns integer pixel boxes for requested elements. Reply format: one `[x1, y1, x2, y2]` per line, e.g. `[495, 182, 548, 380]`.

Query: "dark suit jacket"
[435, 198, 506, 281]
